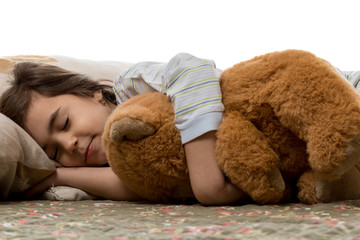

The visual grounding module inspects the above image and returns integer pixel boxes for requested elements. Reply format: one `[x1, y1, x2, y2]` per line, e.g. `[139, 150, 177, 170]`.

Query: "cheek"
[80, 105, 112, 131]
[95, 139, 108, 165]
[96, 104, 113, 126]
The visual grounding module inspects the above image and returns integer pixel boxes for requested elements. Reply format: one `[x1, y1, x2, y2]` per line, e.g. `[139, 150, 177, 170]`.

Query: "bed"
[1, 55, 360, 239]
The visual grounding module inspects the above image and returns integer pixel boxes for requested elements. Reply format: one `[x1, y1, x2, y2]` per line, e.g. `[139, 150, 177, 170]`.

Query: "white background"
[1, 0, 359, 70]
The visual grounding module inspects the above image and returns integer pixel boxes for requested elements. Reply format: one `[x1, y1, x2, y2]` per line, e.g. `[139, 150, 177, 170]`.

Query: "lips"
[85, 137, 94, 164]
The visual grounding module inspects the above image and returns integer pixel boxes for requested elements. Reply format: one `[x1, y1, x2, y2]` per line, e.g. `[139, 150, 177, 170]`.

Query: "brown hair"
[0, 62, 116, 128]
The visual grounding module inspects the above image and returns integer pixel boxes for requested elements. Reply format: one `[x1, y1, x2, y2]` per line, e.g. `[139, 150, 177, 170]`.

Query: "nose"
[58, 133, 78, 154]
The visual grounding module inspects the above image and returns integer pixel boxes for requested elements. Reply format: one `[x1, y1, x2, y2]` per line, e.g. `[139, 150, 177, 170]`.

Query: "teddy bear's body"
[217, 50, 360, 203]
[103, 50, 360, 204]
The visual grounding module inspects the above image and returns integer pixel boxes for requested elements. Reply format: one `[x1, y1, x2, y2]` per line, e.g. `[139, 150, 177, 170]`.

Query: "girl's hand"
[23, 167, 144, 201]
[23, 170, 59, 199]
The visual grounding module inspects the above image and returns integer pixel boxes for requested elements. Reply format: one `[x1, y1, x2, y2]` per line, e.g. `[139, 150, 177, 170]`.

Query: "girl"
[0, 53, 247, 205]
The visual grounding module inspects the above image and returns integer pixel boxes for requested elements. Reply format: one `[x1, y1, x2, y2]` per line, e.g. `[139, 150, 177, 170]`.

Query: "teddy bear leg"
[298, 164, 360, 204]
[216, 111, 285, 204]
[257, 51, 360, 179]
[276, 89, 360, 179]
[271, 70, 360, 179]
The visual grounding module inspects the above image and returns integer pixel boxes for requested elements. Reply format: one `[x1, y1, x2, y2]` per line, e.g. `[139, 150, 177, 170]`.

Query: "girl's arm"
[185, 131, 248, 205]
[116, 53, 246, 205]
[24, 167, 144, 201]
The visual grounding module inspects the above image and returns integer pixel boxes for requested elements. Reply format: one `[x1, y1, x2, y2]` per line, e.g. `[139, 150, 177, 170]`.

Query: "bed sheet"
[1, 200, 360, 239]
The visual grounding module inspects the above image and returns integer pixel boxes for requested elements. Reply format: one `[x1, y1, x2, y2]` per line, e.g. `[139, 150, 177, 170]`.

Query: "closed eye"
[51, 117, 69, 160]
[52, 147, 58, 160]
[62, 117, 69, 130]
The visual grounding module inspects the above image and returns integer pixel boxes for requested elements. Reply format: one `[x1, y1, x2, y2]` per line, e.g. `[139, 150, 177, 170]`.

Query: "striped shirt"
[337, 69, 360, 93]
[114, 53, 224, 144]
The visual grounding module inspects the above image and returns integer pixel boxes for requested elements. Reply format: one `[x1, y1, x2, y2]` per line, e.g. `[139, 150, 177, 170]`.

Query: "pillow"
[40, 186, 99, 201]
[0, 55, 132, 200]
[0, 113, 55, 199]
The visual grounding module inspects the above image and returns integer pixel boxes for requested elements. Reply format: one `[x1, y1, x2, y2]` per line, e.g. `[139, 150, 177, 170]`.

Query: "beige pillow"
[40, 186, 99, 201]
[0, 113, 56, 199]
[0, 55, 132, 200]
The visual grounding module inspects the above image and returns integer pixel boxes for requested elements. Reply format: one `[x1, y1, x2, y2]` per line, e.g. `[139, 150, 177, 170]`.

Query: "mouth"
[85, 137, 95, 164]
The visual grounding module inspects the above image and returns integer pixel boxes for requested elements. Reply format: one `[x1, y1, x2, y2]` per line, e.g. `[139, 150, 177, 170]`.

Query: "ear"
[93, 90, 103, 103]
[110, 117, 156, 144]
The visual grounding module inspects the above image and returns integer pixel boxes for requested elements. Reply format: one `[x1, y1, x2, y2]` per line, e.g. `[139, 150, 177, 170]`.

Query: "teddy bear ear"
[110, 117, 156, 145]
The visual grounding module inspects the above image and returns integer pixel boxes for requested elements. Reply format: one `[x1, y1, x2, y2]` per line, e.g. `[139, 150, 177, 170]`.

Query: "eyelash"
[52, 117, 69, 160]
[62, 117, 69, 130]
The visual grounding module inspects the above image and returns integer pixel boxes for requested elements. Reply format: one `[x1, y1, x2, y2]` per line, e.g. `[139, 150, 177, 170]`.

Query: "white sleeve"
[113, 61, 164, 104]
[337, 69, 360, 93]
[162, 53, 224, 144]
[114, 53, 224, 144]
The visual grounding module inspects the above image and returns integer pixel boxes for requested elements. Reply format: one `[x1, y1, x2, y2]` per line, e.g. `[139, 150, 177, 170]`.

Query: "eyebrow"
[48, 107, 61, 132]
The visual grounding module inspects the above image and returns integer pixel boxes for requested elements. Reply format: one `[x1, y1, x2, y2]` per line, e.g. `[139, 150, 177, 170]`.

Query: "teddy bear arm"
[216, 111, 285, 204]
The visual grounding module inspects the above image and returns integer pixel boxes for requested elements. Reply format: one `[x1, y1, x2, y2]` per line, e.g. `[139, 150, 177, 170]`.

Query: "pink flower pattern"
[0, 200, 360, 239]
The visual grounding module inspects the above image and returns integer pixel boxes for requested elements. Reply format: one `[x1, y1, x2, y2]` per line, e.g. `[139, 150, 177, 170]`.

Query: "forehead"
[28, 92, 86, 113]
[24, 93, 60, 141]
[27, 92, 62, 120]
[25, 93, 79, 126]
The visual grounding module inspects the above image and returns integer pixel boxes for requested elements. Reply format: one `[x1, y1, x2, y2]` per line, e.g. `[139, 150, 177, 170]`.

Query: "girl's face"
[24, 91, 115, 167]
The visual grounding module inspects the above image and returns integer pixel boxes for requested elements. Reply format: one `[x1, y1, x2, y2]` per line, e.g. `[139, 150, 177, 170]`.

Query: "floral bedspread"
[1, 200, 360, 239]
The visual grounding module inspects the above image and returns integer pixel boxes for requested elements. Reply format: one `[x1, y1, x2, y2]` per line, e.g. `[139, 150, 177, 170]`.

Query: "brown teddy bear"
[102, 50, 360, 204]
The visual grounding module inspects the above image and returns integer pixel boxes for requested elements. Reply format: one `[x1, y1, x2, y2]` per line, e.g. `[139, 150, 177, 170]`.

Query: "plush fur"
[102, 50, 360, 204]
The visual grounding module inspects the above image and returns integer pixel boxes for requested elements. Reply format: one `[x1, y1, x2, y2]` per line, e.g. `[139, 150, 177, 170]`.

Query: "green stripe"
[173, 83, 219, 99]
[168, 64, 213, 89]
[175, 102, 221, 119]
[175, 95, 222, 111]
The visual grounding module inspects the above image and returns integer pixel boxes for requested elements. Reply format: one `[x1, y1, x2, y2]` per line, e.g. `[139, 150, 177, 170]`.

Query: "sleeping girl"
[0, 54, 246, 205]
[0, 53, 359, 205]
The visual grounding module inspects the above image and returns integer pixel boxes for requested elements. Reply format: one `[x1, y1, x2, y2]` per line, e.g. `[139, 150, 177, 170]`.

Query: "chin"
[86, 149, 107, 166]
[91, 156, 108, 166]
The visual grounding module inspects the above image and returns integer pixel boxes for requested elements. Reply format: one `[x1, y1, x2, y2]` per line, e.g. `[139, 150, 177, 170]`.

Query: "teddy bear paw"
[246, 168, 285, 204]
[268, 167, 286, 193]
[252, 187, 284, 205]
[332, 133, 360, 177]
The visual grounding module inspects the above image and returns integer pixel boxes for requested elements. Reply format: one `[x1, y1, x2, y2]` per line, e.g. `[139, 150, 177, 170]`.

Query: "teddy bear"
[102, 49, 360, 204]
